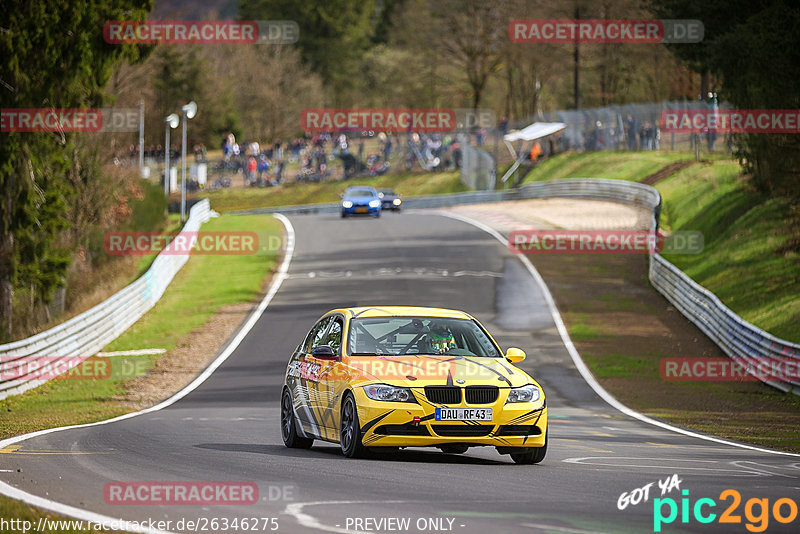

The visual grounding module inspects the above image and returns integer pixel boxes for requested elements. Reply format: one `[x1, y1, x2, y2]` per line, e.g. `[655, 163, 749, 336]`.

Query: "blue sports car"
[341, 186, 382, 218]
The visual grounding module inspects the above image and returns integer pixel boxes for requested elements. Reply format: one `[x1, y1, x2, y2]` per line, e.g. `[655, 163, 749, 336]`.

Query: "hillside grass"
[517, 150, 798, 342]
[519, 150, 695, 182]
[196, 170, 465, 213]
[658, 161, 800, 341]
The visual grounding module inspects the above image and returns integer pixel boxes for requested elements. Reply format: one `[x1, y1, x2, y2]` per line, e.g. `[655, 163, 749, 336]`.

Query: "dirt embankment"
[448, 193, 800, 452]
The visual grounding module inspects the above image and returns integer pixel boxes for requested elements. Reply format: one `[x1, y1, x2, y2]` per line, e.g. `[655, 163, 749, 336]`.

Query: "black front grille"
[432, 425, 493, 437]
[424, 386, 461, 404]
[497, 425, 542, 436]
[375, 424, 431, 436]
[465, 386, 498, 404]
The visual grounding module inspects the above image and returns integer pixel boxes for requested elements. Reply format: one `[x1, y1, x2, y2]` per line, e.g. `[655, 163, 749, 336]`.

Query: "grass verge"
[518, 150, 800, 451]
[541, 253, 800, 453]
[519, 150, 696, 182]
[196, 170, 465, 213]
[520, 150, 800, 341]
[0, 496, 115, 533]
[0, 214, 282, 439]
[0, 214, 283, 524]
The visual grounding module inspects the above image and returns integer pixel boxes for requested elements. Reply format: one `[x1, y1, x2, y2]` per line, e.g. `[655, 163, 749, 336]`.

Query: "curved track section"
[1, 212, 799, 533]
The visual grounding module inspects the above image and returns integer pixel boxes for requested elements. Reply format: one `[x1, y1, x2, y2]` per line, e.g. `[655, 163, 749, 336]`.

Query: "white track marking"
[283, 500, 406, 533]
[436, 210, 800, 458]
[563, 456, 763, 475]
[520, 523, 604, 534]
[0, 214, 296, 534]
[729, 461, 799, 478]
[96, 349, 166, 357]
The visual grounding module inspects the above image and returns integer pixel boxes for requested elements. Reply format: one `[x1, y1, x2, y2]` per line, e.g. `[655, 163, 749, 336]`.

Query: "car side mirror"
[311, 345, 339, 360]
[505, 347, 526, 364]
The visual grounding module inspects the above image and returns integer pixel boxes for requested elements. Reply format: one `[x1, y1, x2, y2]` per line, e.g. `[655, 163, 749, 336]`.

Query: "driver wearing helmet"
[428, 321, 456, 354]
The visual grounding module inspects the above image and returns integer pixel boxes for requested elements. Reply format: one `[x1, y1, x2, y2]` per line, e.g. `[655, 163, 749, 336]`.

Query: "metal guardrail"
[649, 256, 800, 394]
[0, 199, 213, 400]
[5, 179, 795, 400]
[459, 134, 496, 190]
[232, 178, 660, 216]
[238, 178, 799, 395]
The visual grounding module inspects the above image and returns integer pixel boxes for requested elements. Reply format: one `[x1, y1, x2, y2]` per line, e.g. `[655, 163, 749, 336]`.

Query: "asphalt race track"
[2, 212, 800, 534]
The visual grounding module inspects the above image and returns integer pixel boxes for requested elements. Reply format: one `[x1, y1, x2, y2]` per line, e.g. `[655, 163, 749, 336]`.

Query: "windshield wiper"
[349, 352, 379, 356]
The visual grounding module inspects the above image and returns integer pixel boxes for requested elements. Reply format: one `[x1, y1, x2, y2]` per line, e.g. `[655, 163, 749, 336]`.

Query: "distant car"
[341, 186, 381, 218]
[377, 189, 402, 211]
[280, 306, 548, 464]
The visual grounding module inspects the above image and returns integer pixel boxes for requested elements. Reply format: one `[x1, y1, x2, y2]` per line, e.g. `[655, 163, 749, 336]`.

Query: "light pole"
[180, 101, 197, 223]
[164, 113, 179, 199]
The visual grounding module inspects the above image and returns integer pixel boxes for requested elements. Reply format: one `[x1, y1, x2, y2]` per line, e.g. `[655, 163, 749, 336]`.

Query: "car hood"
[344, 354, 534, 388]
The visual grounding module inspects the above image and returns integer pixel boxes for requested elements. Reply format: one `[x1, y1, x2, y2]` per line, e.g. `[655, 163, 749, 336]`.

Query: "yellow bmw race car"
[280, 306, 548, 464]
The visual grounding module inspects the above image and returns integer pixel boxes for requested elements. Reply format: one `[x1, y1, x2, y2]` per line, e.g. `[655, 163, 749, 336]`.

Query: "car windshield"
[380, 190, 396, 195]
[348, 317, 500, 357]
[346, 190, 375, 198]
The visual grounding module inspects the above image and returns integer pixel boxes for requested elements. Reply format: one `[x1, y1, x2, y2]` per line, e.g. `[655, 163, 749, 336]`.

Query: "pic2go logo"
[654, 489, 799, 532]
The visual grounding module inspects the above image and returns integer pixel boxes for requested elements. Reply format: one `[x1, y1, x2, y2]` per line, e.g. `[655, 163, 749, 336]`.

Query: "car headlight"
[392, 198, 402, 206]
[363, 384, 415, 402]
[505, 385, 540, 403]
[342, 200, 353, 208]
[368, 199, 381, 208]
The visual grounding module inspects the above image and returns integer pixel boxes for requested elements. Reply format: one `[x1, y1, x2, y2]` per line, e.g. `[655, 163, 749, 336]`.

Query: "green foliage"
[712, 2, 800, 196]
[127, 180, 168, 232]
[107, 214, 281, 352]
[520, 151, 695, 183]
[648, 0, 758, 75]
[0, 0, 154, 337]
[239, 0, 377, 100]
[658, 161, 800, 341]
[649, 0, 800, 198]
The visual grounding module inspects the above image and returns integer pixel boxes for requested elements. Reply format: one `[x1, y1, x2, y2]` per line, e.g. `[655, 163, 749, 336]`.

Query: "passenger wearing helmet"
[428, 322, 456, 354]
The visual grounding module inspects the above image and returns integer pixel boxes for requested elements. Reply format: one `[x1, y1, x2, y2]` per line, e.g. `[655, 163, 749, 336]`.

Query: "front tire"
[340, 393, 366, 458]
[511, 432, 547, 465]
[281, 388, 313, 449]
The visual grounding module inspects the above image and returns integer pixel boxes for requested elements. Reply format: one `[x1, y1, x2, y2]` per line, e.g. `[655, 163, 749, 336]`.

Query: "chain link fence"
[459, 134, 496, 190]
[510, 100, 731, 155]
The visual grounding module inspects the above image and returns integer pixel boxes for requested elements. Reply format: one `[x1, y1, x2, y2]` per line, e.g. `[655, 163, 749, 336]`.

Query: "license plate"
[435, 408, 493, 421]
[355, 206, 368, 213]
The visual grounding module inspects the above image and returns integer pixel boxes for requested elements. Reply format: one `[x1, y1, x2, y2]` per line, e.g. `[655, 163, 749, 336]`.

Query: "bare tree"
[427, 0, 507, 110]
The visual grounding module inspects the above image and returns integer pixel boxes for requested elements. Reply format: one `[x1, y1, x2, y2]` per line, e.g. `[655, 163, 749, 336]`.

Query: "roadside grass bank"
[520, 150, 799, 342]
[0, 214, 282, 440]
[0, 213, 282, 529]
[196, 170, 465, 213]
[535, 253, 800, 453]
[519, 151, 800, 451]
[658, 161, 800, 341]
[517, 150, 697, 183]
